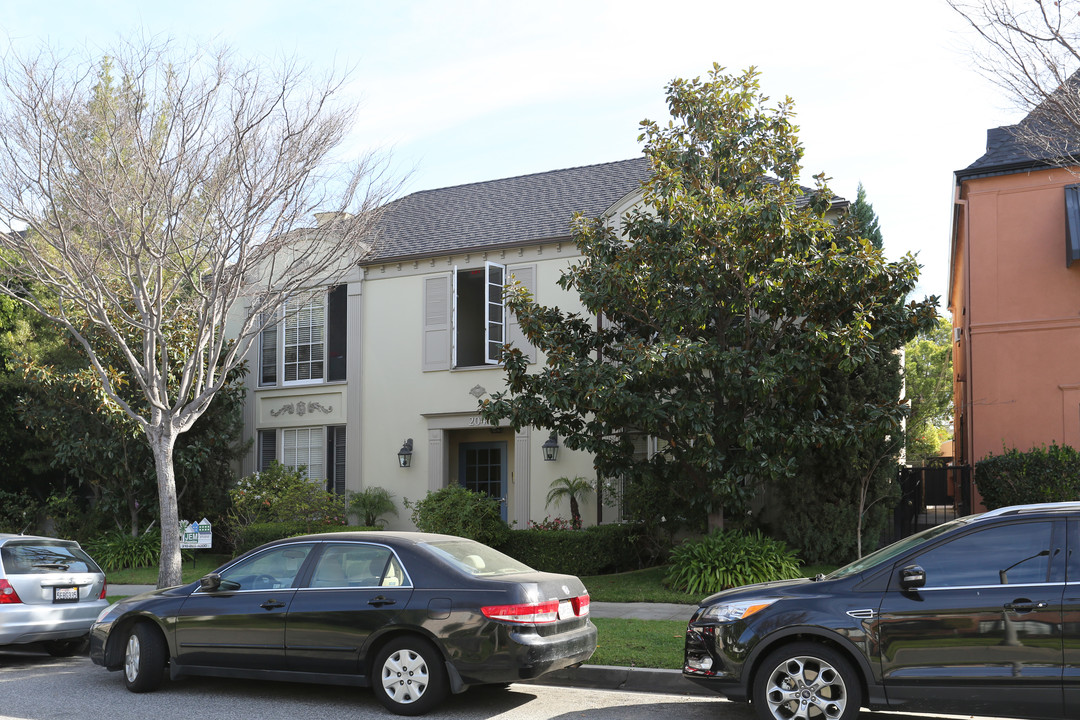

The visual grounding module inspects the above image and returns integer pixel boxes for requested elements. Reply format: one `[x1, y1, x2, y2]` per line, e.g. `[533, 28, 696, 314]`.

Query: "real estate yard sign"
[180, 518, 212, 549]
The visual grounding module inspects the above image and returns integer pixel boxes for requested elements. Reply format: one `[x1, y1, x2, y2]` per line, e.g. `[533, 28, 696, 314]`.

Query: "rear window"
[422, 539, 535, 577]
[1, 541, 102, 575]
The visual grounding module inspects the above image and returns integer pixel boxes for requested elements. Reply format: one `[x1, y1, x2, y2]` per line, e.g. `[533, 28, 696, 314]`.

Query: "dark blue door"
[458, 442, 508, 520]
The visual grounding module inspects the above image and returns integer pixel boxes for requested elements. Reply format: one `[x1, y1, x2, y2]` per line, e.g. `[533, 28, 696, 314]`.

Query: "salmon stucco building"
[950, 109, 1080, 502]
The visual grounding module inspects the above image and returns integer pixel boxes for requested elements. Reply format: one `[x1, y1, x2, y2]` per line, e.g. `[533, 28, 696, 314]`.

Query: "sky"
[0, 0, 1018, 307]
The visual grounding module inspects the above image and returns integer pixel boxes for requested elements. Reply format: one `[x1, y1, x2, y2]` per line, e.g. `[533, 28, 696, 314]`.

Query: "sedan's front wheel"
[372, 636, 448, 716]
[123, 623, 166, 693]
[752, 642, 861, 720]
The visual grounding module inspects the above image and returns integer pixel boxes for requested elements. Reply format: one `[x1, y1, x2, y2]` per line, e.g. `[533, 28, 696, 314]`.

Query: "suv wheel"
[372, 636, 448, 716]
[752, 642, 861, 720]
[123, 623, 166, 693]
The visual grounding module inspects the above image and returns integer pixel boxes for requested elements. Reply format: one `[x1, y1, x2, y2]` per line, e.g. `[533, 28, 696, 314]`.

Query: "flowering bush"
[528, 516, 573, 531]
[225, 462, 348, 549]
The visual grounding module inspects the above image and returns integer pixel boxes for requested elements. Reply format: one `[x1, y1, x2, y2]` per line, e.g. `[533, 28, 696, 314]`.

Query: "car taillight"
[99, 579, 108, 600]
[482, 601, 560, 624]
[572, 594, 590, 616]
[0, 579, 22, 604]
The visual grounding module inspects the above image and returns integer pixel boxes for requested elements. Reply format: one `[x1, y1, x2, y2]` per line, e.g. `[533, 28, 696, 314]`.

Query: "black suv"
[684, 502, 1080, 720]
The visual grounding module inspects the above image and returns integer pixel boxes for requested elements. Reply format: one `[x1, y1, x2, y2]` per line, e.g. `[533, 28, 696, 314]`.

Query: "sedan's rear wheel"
[123, 623, 166, 693]
[752, 642, 861, 720]
[372, 636, 448, 716]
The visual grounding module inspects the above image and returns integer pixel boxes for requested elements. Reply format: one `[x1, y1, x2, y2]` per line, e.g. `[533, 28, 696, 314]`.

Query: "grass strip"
[587, 618, 686, 669]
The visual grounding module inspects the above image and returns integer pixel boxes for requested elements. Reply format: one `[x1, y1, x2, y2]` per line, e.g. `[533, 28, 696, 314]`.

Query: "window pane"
[283, 291, 326, 384]
[219, 545, 313, 590]
[310, 544, 394, 588]
[913, 522, 1054, 587]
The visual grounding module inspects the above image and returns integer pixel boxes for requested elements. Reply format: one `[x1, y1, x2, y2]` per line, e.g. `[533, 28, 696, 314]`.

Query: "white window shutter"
[506, 263, 537, 364]
[485, 262, 506, 364]
[423, 274, 452, 371]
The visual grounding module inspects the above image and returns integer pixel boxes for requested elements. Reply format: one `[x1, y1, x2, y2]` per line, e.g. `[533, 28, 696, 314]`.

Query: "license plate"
[557, 600, 573, 620]
[53, 586, 79, 603]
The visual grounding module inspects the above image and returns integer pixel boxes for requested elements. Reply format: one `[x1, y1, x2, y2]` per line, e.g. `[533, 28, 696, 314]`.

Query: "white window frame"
[485, 261, 505, 365]
[282, 290, 326, 386]
[451, 262, 505, 368]
[282, 426, 325, 481]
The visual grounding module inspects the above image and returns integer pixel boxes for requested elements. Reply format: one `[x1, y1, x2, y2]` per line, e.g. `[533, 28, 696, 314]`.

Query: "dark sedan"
[684, 501, 1080, 720]
[90, 531, 595, 715]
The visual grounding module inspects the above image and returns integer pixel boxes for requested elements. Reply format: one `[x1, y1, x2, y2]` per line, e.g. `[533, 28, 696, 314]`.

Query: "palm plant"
[545, 476, 594, 529]
[349, 487, 399, 528]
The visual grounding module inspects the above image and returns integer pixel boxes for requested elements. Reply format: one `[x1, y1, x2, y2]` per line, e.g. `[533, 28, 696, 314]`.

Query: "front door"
[459, 442, 508, 519]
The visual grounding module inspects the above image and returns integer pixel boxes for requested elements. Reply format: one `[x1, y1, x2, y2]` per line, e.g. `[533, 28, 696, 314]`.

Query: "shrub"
[405, 485, 510, 547]
[234, 523, 378, 555]
[350, 486, 398, 528]
[0, 489, 38, 534]
[528, 516, 573, 531]
[665, 529, 801, 596]
[498, 523, 650, 575]
[975, 443, 1080, 509]
[84, 529, 161, 571]
[225, 462, 349, 550]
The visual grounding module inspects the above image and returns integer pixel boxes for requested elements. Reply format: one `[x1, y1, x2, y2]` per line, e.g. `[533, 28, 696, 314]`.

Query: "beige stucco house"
[238, 158, 652, 529]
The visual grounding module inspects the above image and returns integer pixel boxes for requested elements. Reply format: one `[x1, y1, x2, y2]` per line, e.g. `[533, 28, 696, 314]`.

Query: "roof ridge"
[398, 157, 647, 198]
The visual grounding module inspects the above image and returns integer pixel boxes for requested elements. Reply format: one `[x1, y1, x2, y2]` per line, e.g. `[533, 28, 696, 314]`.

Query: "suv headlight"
[698, 599, 777, 623]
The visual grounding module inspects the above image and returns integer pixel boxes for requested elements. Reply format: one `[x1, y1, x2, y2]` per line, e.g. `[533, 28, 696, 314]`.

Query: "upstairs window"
[453, 262, 505, 367]
[423, 263, 534, 372]
[259, 285, 347, 386]
[284, 291, 325, 384]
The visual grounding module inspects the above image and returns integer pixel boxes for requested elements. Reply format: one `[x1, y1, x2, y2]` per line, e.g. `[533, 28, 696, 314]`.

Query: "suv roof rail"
[979, 501, 1080, 519]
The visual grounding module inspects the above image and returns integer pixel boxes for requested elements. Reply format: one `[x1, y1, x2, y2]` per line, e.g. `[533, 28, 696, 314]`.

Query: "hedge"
[235, 523, 379, 554]
[497, 524, 650, 576]
[975, 443, 1080, 510]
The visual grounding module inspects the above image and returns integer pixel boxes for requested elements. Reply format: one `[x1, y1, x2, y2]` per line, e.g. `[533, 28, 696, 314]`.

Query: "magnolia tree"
[481, 66, 939, 533]
[0, 39, 396, 587]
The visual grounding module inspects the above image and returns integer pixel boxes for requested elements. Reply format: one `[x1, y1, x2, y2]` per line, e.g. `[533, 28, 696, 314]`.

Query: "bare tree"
[950, 0, 1080, 160]
[0, 38, 397, 587]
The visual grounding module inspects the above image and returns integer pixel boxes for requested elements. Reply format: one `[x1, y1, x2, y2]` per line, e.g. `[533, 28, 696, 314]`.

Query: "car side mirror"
[199, 573, 241, 592]
[899, 565, 926, 591]
[199, 573, 222, 591]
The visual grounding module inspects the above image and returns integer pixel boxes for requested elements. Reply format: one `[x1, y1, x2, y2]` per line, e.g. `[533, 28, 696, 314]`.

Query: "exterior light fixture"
[541, 433, 559, 462]
[397, 438, 413, 468]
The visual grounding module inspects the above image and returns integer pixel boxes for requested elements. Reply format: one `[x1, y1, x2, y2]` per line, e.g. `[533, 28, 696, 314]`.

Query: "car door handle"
[1004, 600, 1048, 613]
[260, 599, 287, 610]
[368, 595, 396, 608]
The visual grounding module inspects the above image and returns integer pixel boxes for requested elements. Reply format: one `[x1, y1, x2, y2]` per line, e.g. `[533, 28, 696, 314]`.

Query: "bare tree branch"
[0, 36, 401, 586]
[950, 0, 1080, 164]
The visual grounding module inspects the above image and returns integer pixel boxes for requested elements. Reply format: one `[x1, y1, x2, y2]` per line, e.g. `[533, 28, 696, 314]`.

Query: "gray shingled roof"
[959, 125, 1053, 178]
[364, 157, 846, 263]
[365, 158, 651, 263]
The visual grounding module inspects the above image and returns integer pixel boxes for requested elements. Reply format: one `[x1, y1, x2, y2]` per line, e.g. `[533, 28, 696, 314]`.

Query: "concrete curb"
[522, 665, 718, 698]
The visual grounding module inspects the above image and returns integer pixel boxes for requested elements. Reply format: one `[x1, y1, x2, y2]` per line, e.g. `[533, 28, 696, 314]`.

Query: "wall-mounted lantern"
[541, 433, 559, 462]
[397, 438, 414, 468]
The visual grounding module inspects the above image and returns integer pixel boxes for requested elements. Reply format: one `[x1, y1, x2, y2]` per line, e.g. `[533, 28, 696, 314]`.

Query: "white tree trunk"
[149, 429, 182, 588]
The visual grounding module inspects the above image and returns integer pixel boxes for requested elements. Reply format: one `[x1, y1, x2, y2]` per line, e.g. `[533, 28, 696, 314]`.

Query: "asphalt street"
[0, 645, 1036, 720]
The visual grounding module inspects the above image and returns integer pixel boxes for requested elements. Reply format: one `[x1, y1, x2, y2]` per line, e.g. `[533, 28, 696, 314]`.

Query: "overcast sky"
[0, 0, 1018, 307]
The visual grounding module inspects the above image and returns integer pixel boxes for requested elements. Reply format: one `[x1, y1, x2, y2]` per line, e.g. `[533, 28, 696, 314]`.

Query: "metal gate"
[893, 461, 972, 541]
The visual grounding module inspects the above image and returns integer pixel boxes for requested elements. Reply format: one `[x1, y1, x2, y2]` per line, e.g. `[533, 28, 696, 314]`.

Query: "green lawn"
[588, 618, 686, 669]
[106, 553, 232, 585]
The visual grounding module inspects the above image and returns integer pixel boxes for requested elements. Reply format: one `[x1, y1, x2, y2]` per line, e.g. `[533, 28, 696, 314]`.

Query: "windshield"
[422, 539, 535, 577]
[827, 517, 971, 580]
